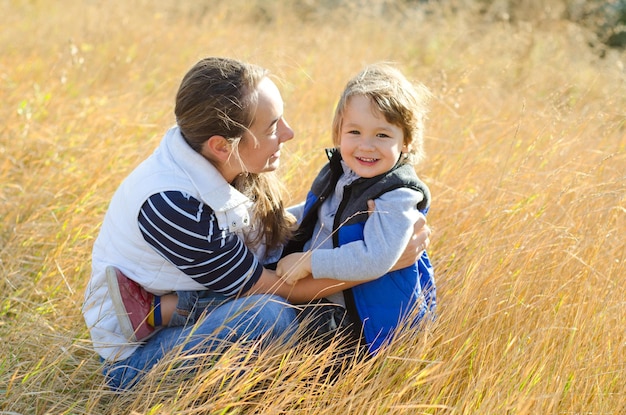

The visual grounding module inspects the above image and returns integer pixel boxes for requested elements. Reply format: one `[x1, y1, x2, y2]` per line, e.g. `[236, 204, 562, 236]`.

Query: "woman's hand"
[367, 199, 431, 272]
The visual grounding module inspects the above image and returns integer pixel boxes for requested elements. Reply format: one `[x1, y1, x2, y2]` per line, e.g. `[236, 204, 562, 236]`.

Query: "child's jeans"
[102, 293, 297, 391]
[169, 290, 230, 327]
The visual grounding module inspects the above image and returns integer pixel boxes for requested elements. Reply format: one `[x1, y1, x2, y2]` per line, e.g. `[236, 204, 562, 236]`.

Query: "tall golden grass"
[1, 0, 624, 413]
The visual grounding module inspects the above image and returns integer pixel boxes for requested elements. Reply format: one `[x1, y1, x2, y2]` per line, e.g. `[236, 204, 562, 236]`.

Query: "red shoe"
[105, 266, 158, 343]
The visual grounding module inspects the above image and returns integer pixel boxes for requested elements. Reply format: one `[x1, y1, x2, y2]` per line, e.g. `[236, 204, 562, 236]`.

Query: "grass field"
[1, 0, 625, 413]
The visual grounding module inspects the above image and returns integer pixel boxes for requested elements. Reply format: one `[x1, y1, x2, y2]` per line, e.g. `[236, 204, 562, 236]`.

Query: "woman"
[82, 57, 431, 390]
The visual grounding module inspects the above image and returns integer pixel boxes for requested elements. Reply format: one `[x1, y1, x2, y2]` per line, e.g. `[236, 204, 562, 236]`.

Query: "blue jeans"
[103, 294, 297, 390]
[168, 290, 229, 327]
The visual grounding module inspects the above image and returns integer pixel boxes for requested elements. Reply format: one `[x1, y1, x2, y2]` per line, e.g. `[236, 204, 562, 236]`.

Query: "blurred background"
[1, 1, 625, 413]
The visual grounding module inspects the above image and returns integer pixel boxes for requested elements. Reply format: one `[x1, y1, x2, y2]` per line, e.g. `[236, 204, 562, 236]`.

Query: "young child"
[275, 63, 436, 354]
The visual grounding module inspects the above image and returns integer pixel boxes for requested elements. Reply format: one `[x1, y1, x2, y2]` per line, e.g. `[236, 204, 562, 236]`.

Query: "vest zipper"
[332, 184, 352, 247]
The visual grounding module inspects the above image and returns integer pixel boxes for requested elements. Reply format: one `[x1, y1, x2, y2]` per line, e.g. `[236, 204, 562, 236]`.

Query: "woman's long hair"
[175, 57, 294, 255]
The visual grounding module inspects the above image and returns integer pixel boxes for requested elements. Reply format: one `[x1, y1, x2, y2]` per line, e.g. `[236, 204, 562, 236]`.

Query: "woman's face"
[236, 77, 294, 175]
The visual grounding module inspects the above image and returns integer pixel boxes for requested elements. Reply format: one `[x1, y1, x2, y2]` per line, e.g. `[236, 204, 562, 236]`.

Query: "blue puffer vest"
[284, 149, 436, 353]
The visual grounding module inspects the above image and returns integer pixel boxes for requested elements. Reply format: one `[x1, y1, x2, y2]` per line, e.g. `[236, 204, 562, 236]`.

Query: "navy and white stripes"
[138, 191, 262, 296]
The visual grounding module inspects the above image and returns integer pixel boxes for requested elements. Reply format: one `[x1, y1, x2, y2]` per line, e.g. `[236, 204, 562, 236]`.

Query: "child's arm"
[276, 201, 429, 280]
[310, 188, 423, 281]
[389, 208, 429, 271]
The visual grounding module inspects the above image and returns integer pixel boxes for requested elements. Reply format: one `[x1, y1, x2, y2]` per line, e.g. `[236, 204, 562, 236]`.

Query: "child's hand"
[276, 252, 312, 285]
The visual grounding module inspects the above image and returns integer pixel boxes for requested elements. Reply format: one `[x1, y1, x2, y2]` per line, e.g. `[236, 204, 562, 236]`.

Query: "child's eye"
[376, 133, 391, 138]
[347, 130, 360, 135]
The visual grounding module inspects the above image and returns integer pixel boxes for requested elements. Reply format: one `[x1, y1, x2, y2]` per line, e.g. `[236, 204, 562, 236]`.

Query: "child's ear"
[201, 135, 232, 162]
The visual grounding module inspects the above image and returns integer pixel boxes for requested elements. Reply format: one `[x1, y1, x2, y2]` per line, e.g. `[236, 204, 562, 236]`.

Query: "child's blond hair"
[332, 63, 431, 165]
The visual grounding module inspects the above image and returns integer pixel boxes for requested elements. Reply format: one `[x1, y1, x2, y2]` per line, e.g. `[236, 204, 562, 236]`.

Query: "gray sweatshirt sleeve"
[310, 187, 423, 281]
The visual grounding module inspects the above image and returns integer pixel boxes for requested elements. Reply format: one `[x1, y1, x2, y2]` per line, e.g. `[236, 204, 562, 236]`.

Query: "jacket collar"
[163, 125, 251, 213]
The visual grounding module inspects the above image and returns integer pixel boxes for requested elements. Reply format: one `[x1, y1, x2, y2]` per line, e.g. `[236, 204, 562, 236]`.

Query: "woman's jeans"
[102, 293, 297, 391]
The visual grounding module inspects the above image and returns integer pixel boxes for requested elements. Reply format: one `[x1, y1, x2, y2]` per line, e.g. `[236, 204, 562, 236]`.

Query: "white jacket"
[83, 126, 254, 361]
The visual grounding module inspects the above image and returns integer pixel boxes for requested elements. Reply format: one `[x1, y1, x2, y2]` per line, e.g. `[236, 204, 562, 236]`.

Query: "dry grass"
[1, 0, 625, 413]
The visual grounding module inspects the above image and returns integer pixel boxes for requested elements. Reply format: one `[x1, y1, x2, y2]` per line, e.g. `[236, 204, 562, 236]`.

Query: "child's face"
[338, 95, 406, 178]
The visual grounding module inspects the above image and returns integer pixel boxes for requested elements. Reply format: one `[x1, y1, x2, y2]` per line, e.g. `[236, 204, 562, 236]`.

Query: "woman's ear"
[201, 135, 232, 162]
